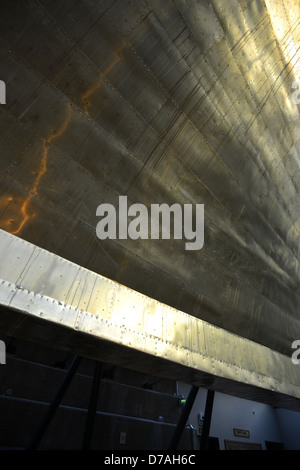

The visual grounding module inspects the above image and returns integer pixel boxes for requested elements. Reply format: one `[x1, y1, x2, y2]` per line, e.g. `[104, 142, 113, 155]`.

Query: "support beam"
[1, 230, 300, 412]
[82, 361, 103, 450]
[200, 390, 215, 450]
[26, 355, 81, 450]
[168, 385, 199, 450]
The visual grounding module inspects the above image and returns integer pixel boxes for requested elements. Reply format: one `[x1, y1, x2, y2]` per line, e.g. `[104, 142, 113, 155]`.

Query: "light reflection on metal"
[265, 0, 300, 82]
[0, 229, 300, 411]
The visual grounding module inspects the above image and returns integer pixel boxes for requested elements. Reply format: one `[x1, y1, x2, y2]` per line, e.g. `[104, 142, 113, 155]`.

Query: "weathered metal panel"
[0, 0, 300, 408]
[0, 229, 300, 411]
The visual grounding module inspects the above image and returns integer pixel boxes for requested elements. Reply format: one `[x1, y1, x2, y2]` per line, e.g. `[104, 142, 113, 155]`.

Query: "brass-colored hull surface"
[0, 0, 300, 405]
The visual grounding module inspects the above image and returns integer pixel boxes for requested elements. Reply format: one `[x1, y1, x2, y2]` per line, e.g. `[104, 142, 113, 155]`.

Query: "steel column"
[200, 390, 215, 450]
[82, 361, 103, 450]
[168, 385, 199, 450]
[26, 355, 81, 450]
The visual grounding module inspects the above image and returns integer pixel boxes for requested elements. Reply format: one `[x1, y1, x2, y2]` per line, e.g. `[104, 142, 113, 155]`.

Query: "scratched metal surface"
[0, 0, 300, 373]
[1, 228, 300, 411]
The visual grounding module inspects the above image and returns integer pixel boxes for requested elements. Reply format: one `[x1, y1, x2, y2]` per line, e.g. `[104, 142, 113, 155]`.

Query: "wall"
[275, 409, 300, 450]
[177, 383, 299, 450]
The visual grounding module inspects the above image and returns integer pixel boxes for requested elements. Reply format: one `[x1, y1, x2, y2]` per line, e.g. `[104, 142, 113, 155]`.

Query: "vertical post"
[82, 361, 103, 450]
[169, 385, 199, 450]
[200, 389, 215, 450]
[27, 355, 81, 450]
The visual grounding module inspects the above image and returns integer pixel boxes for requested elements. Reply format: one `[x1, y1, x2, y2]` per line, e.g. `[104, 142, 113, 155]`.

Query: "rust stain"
[1, 103, 72, 235]
[82, 42, 126, 115]
[1, 42, 125, 235]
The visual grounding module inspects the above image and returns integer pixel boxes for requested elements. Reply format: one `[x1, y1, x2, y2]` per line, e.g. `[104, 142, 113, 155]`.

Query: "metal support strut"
[200, 390, 215, 450]
[82, 361, 103, 450]
[26, 355, 82, 450]
[169, 385, 199, 450]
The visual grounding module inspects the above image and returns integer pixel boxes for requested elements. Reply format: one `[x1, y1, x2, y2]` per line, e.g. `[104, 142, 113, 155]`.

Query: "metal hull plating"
[0, 0, 300, 407]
